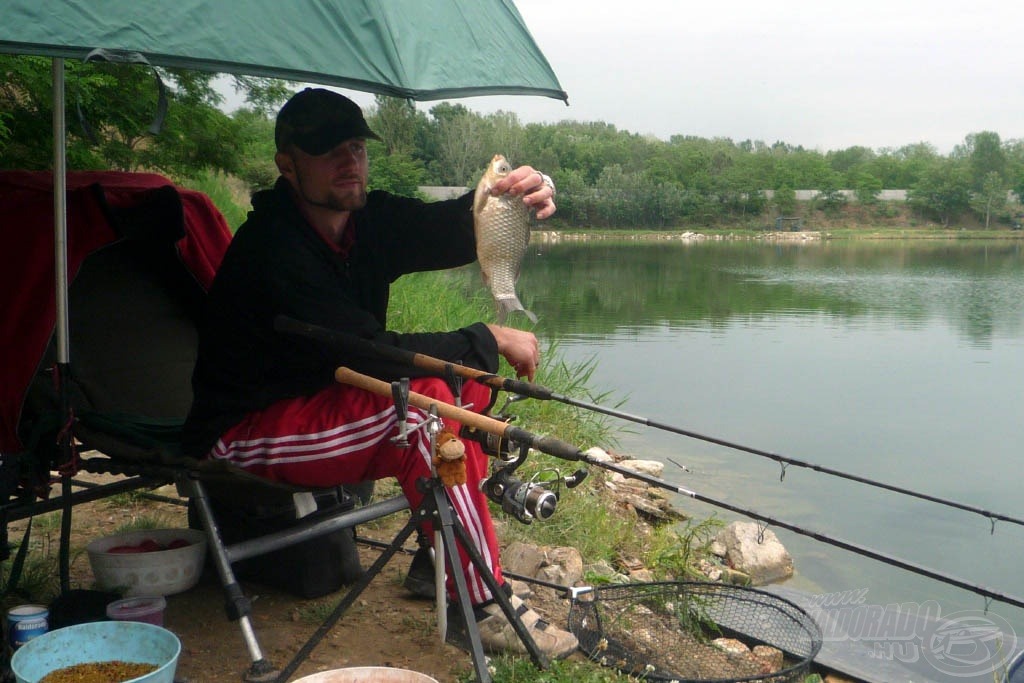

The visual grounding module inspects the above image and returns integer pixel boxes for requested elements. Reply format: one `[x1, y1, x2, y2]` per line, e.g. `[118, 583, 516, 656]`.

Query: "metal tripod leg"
[271, 475, 547, 683]
[425, 476, 549, 680]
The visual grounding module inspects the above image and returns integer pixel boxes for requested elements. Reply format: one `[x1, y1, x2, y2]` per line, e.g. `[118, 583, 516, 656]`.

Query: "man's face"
[276, 138, 369, 213]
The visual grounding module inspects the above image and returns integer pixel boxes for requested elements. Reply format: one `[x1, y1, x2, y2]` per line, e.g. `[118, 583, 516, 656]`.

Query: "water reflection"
[521, 240, 1024, 347]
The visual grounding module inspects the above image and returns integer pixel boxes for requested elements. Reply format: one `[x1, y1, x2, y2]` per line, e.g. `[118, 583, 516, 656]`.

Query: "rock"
[720, 567, 752, 586]
[507, 578, 532, 600]
[708, 540, 727, 557]
[700, 560, 722, 582]
[620, 492, 678, 521]
[502, 541, 546, 576]
[751, 645, 784, 673]
[538, 546, 584, 585]
[712, 637, 750, 656]
[628, 568, 655, 583]
[715, 521, 793, 585]
[583, 446, 614, 463]
[615, 459, 664, 477]
[503, 542, 583, 587]
[584, 560, 629, 584]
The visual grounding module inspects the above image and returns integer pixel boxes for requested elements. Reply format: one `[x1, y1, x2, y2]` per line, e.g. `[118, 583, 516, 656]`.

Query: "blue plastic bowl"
[10, 620, 180, 683]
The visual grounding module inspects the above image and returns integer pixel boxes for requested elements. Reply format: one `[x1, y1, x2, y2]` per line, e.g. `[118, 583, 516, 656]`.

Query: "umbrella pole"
[52, 57, 73, 595]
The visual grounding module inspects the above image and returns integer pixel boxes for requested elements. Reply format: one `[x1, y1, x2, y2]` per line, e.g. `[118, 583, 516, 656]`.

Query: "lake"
[518, 237, 1024, 657]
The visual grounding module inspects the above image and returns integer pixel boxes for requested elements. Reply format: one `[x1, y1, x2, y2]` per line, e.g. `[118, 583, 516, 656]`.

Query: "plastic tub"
[292, 667, 439, 683]
[86, 528, 207, 596]
[106, 595, 167, 626]
[10, 620, 180, 683]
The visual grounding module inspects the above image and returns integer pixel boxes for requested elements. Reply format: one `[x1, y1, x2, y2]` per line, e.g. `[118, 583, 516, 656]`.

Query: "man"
[182, 88, 577, 658]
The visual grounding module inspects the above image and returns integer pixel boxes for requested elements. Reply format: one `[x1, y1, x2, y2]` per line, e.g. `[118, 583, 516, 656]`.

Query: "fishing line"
[276, 315, 1024, 531]
[334, 364, 1024, 612]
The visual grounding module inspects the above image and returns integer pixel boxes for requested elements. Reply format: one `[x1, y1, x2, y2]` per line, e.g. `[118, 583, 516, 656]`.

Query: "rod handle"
[335, 367, 513, 437]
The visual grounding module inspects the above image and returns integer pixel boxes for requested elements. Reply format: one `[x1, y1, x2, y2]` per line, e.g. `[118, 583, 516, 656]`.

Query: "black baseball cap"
[275, 88, 381, 155]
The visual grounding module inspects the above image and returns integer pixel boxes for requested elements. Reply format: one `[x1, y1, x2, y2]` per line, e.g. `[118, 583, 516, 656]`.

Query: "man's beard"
[295, 169, 367, 212]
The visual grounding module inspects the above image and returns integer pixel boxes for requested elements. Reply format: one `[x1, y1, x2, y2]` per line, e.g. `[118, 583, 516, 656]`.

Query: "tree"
[424, 102, 486, 186]
[814, 172, 847, 216]
[368, 95, 422, 157]
[852, 171, 883, 205]
[481, 110, 526, 167]
[969, 171, 1007, 228]
[366, 141, 426, 196]
[957, 130, 1006, 191]
[0, 54, 280, 175]
[907, 159, 970, 226]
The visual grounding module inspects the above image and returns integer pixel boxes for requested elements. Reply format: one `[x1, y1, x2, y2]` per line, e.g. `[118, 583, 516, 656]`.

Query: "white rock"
[615, 459, 664, 477]
[714, 521, 793, 586]
[584, 446, 614, 463]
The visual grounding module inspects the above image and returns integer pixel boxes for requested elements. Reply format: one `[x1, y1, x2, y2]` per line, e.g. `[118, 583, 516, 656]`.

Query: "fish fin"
[496, 297, 537, 325]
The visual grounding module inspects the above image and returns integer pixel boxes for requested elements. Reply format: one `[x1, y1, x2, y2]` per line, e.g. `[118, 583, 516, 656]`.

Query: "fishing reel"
[480, 441, 588, 524]
[459, 392, 529, 459]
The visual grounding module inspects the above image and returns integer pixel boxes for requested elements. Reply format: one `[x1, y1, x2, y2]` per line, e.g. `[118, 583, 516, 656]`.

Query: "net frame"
[567, 581, 822, 683]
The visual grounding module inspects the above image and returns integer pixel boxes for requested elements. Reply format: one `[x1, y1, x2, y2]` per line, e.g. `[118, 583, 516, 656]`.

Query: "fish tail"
[496, 297, 538, 325]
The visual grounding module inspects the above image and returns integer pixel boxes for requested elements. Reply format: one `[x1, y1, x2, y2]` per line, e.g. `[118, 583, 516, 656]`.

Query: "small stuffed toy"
[433, 428, 467, 487]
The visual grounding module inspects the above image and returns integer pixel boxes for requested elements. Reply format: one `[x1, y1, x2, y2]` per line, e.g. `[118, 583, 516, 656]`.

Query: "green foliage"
[175, 169, 250, 230]
[907, 158, 971, 226]
[0, 55, 263, 175]
[647, 517, 724, 581]
[852, 170, 883, 205]
[476, 656, 632, 682]
[1, 513, 64, 604]
[366, 140, 428, 196]
[969, 171, 1008, 228]
[230, 108, 278, 191]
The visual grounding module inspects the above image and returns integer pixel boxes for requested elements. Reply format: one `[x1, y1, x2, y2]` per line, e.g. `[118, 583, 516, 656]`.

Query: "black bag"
[189, 487, 364, 599]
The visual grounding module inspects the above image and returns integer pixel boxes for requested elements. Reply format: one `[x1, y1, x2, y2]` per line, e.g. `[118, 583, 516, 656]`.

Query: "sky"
[227, 0, 1024, 155]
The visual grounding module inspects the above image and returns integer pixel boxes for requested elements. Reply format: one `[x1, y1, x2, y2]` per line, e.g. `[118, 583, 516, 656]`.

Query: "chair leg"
[177, 474, 279, 683]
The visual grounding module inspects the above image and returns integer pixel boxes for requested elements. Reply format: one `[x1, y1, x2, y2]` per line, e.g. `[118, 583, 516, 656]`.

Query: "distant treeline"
[2, 55, 1020, 229]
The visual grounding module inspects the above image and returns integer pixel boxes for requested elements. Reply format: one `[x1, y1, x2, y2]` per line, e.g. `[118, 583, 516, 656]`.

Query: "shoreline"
[533, 227, 1024, 242]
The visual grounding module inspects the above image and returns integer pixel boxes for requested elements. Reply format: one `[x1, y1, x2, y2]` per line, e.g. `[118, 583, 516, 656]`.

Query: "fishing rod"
[334, 364, 1024, 612]
[277, 315, 1024, 531]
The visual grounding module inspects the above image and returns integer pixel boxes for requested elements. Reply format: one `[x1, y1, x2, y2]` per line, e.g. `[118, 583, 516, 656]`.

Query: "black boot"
[403, 530, 436, 599]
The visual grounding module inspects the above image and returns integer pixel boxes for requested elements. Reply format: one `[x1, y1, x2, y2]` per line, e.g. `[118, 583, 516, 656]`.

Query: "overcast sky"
[240, 0, 1024, 155]
[472, 0, 1024, 154]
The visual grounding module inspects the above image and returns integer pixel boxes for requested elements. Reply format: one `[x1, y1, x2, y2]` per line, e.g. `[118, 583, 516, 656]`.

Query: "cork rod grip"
[334, 366, 513, 437]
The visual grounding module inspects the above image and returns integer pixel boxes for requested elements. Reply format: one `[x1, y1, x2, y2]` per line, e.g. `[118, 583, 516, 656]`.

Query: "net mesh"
[567, 581, 821, 683]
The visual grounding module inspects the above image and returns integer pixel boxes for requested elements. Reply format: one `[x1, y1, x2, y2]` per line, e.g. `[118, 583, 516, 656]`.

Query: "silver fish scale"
[474, 190, 535, 323]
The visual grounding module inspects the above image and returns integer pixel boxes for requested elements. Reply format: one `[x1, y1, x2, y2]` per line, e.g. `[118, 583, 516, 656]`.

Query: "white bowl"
[292, 668, 438, 683]
[86, 528, 207, 596]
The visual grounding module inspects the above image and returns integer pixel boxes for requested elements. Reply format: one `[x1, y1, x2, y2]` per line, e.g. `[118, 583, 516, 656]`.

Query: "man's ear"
[275, 150, 294, 178]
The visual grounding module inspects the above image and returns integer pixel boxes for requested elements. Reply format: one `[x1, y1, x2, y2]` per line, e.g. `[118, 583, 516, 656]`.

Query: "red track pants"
[208, 377, 502, 605]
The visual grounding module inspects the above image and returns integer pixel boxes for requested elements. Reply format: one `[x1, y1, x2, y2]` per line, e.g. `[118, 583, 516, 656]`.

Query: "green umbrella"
[0, 0, 566, 100]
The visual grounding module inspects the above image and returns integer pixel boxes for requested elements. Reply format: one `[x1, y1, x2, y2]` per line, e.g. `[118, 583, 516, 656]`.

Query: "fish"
[472, 154, 537, 324]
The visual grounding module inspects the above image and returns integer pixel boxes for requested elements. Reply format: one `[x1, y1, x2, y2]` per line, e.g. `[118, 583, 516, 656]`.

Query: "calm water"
[519, 239, 1024, 637]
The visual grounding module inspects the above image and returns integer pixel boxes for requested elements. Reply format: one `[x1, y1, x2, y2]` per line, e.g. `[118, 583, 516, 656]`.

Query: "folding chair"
[8, 173, 410, 682]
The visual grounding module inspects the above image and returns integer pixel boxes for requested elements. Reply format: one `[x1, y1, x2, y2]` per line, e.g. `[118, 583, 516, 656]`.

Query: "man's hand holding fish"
[486, 164, 557, 219]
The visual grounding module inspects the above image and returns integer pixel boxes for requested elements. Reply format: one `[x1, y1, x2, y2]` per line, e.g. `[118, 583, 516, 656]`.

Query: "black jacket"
[182, 178, 497, 456]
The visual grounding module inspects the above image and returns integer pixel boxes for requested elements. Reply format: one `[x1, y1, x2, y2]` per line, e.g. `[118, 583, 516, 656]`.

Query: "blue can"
[7, 604, 48, 650]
